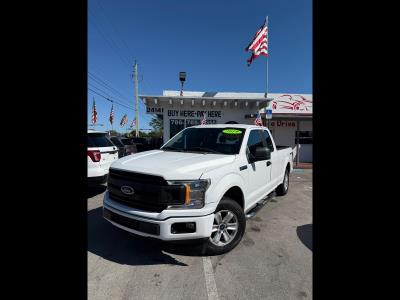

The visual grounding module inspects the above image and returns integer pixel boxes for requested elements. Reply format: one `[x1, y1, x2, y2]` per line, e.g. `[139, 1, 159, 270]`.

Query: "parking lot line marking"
[202, 256, 219, 300]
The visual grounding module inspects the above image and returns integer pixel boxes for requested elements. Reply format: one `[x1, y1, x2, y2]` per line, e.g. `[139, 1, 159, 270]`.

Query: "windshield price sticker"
[222, 129, 242, 135]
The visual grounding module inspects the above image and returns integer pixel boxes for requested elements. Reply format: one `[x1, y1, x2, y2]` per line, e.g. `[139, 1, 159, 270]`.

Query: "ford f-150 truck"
[103, 124, 293, 254]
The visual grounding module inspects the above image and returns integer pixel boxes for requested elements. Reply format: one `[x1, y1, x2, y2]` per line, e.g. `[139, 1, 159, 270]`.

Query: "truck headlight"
[167, 179, 211, 209]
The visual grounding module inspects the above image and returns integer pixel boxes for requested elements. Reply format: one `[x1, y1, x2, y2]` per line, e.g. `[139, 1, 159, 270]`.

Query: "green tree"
[149, 116, 163, 133]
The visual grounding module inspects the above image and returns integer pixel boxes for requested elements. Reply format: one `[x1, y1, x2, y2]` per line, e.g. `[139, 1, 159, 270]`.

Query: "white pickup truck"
[103, 124, 293, 254]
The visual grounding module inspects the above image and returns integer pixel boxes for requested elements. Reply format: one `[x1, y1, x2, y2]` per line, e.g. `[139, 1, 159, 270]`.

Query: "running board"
[245, 191, 276, 219]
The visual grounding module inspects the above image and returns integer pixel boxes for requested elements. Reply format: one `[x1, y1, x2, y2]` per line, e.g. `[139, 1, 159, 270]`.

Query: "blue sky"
[88, 0, 312, 131]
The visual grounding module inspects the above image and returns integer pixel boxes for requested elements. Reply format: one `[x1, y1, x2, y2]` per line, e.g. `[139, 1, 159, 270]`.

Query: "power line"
[95, 0, 134, 59]
[88, 71, 152, 125]
[88, 78, 132, 106]
[88, 10, 131, 68]
[88, 71, 131, 101]
[88, 82, 118, 101]
[88, 88, 135, 110]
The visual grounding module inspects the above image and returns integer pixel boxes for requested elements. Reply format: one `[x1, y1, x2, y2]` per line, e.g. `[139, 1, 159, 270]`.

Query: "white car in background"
[88, 130, 119, 185]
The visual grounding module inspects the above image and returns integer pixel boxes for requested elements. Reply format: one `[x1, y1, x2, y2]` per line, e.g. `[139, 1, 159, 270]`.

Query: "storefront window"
[170, 119, 185, 138]
[295, 131, 313, 144]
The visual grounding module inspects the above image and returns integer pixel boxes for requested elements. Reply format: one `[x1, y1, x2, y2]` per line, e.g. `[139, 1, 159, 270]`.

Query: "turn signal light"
[185, 184, 191, 204]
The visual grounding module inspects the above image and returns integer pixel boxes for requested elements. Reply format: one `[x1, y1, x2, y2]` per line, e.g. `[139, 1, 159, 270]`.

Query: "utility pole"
[134, 61, 139, 137]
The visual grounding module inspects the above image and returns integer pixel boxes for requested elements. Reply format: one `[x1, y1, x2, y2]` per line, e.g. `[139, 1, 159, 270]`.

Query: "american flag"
[254, 112, 263, 126]
[91, 98, 97, 125]
[109, 104, 114, 125]
[245, 17, 268, 66]
[130, 118, 136, 128]
[201, 113, 207, 125]
[120, 114, 128, 127]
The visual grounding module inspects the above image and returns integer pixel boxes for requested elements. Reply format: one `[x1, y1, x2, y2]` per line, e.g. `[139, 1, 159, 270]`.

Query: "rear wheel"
[276, 168, 289, 196]
[205, 197, 246, 255]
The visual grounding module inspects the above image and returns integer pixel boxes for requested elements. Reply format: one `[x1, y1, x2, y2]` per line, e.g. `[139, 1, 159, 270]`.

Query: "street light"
[179, 71, 186, 96]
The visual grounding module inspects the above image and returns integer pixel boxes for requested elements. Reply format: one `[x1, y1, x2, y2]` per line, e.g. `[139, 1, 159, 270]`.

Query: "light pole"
[179, 72, 186, 96]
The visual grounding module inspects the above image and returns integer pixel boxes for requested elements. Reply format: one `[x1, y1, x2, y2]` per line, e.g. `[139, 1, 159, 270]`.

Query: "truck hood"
[110, 150, 236, 180]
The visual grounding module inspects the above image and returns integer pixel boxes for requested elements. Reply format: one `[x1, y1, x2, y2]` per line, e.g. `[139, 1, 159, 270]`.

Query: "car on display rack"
[87, 130, 119, 185]
[103, 124, 294, 254]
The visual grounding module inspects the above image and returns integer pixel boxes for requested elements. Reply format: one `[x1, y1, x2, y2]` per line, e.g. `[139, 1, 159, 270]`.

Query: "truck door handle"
[266, 161, 272, 166]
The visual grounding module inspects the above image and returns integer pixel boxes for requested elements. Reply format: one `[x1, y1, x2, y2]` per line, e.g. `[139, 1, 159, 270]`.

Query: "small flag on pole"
[120, 114, 128, 127]
[201, 113, 207, 125]
[109, 104, 114, 125]
[245, 17, 268, 66]
[254, 112, 263, 126]
[130, 118, 136, 128]
[91, 98, 97, 125]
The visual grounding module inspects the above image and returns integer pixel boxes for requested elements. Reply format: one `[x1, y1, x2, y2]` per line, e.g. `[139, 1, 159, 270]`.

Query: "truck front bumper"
[103, 201, 215, 241]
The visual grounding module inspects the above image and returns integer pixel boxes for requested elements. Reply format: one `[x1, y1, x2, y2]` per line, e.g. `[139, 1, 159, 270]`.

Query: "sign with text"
[167, 110, 222, 118]
[265, 108, 273, 119]
[146, 107, 164, 114]
[269, 120, 296, 127]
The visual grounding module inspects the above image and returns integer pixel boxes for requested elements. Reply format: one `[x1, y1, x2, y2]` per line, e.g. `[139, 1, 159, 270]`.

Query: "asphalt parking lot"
[88, 169, 312, 300]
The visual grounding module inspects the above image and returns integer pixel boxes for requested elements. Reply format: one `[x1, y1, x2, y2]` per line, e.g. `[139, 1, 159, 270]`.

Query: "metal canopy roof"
[139, 91, 273, 109]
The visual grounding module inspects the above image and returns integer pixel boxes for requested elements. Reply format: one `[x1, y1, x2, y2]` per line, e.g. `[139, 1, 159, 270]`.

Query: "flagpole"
[266, 16, 269, 99]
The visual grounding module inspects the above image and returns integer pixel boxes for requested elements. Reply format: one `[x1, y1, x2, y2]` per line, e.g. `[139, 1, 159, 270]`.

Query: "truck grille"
[107, 168, 185, 213]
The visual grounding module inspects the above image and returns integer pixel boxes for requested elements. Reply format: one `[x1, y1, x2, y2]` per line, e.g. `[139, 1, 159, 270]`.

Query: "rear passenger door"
[242, 130, 271, 209]
[263, 129, 284, 187]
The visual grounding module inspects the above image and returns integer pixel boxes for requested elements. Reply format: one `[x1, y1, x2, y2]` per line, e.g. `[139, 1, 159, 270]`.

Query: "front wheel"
[276, 168, 289, 196]
[204, 197, 246, 255]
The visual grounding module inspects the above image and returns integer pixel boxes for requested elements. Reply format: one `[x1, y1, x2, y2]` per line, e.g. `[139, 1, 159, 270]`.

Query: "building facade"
[140, 91, 312, 163]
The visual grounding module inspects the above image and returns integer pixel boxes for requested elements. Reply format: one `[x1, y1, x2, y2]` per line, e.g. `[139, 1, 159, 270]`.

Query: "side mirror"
[253, 146, 271, 161]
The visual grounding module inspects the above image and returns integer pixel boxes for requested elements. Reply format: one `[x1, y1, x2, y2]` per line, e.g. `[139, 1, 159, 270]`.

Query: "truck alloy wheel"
[284, 172, 289, 191]
[276, 168, 290, 196]
[205, 197, 246, 255]
[210, 210, 239, 246]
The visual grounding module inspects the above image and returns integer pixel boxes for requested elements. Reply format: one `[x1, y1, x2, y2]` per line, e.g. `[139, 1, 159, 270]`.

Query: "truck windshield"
[161, 127, 245, 154]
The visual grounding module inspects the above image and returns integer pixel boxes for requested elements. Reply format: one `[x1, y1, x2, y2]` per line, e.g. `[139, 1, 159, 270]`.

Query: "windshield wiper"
[161, 146, 185, 152]
[185, 147, 222, 154]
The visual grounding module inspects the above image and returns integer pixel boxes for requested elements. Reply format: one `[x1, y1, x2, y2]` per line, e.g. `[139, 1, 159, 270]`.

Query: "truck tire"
[205, 197, 246, 255]
[276, 168, 289, 196]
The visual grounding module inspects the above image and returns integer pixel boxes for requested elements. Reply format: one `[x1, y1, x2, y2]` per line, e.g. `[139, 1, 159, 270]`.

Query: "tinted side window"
[246, 130, 264, 154]
[88, 133, 114, 147]
[121, 139, 132, 146]
[110, 137, 124, 147]
[263, 130, 274, 151]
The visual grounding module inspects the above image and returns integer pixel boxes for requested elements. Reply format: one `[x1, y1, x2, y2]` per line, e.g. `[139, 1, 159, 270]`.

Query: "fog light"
[186, 223, 195, 230]
[171, 222, 196, 234]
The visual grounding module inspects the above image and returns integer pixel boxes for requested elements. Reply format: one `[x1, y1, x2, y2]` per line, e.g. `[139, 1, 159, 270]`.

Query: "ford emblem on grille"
[121, 185, 135, 195]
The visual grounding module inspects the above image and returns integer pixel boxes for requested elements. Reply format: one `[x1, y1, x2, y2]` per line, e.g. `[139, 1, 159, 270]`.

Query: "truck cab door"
[241, 130, 272, 209]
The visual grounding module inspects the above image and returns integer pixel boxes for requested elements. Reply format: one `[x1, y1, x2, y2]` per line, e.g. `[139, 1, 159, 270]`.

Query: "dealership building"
[140, 90, 312, 162]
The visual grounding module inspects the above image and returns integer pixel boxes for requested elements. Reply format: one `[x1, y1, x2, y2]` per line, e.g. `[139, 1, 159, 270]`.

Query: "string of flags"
[109, 104, 114, 125]
[120, 114, 128, 127]
[91, 98, 97, 125]
[91, 98, 136, 129]
[130, 118, 136, 128]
